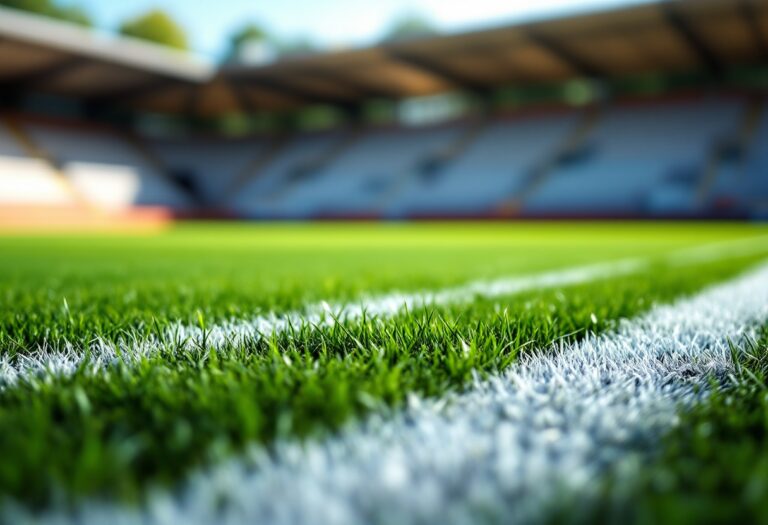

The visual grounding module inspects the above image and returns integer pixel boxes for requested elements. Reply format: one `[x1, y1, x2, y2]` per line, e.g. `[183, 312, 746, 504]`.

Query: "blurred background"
[0, 0, 766, 229]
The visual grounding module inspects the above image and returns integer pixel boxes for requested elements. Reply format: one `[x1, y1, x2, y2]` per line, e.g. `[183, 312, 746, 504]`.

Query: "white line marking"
[669, 234, 768, 266]
[3, 235, 768, 387]
[15, 261, 768, 525]
[0, 258, 645, 386]
[177, 257, 646, 346]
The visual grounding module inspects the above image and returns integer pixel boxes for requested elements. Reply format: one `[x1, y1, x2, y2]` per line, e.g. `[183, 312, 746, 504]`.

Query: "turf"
[608, 326, 768, 525]
[0, 222, 767, 513]
[0, 222, 763, 351]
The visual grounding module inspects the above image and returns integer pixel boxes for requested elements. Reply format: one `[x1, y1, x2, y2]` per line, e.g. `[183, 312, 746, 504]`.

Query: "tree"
[0, 0, 92, 26]
[118, 9, 188, 50]
[276, 37, 317, 58]
[229, 23, 269, 52]
[224, 23, 270, 64]
[382, 13, 437, 42]
[50, 4, 90, 26]
[225, 23, 318, 64]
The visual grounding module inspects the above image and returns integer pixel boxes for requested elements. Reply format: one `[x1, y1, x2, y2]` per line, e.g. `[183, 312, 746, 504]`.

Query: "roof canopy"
[0, 6, 212, 106]
[0, 0, 766, 116]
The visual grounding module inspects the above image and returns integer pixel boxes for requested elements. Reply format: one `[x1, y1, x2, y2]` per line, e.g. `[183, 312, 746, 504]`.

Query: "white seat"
[27, 123, 189, 210]
[0, 124, 73, 205]
[526, 97, 743, 214]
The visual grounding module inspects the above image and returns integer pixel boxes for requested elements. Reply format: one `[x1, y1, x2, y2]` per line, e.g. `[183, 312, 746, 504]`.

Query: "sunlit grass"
[0, 222, 767, 509]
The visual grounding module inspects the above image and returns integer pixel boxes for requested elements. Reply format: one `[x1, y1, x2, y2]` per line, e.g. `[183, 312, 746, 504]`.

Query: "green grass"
[0, 222, 764, 352]
[609, 327, 768, 525]
[0, 222, 767, 511]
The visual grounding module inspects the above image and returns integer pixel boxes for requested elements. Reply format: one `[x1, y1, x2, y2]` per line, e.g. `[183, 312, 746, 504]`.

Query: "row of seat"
[0, 123, 75, 206]
[212, 94, 764, 217]
[1, 94, 766, 217]
[0, 120, 190, 211]
[526, 97, 744, 214]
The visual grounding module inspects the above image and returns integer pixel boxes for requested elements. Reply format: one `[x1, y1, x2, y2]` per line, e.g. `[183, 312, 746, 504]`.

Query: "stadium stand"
[709, 99, 768, 213]
[0, 0, 767, 224]
[0, 119, 75, 205]
[151, 136, 270, 206]
[524, 96, 745, 216]
[391, 111, 580, 217]
[23, 120, 191, 210]
[224, 94, 765, 220]
[232, 130, 349, 217]
[282, 124, 465, 217]
[744, 109, 768, 198]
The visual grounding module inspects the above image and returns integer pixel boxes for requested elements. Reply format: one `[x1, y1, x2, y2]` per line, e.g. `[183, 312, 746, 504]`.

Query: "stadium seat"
[524, 97, 744, 215]
[277, 124, 465, 217]
[710, 106, 768, 212]
[25, 122, 190, 210]
[0, 122, 74, 205]
[391, 112, 579, 216]
[152, 136, 269, 205]
[232, 131, 346, 218]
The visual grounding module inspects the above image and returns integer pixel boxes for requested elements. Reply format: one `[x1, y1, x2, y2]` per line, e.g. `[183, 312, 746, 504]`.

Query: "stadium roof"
[0, 6, 213, 106]
[220, 0, 768, 114]
[0, 0, 766, 116]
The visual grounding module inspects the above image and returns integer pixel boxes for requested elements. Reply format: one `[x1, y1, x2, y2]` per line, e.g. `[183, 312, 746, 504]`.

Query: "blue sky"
[62, 0, 649, 59]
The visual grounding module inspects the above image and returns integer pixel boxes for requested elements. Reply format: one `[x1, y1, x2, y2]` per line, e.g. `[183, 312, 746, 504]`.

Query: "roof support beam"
[88, 77, 186, 106]
[385, 49, 489, 93]
[661, 1, 723, 76]
[233, 76, 311, 103]
[229, 75, 359, 109]
[303, 68, 399, 100]
[0, 56, 87, 91]
[183, 85, 200, 116]
[229, 80, 315, 113]
[526, 31, 603, 78]
[228, 81, 260, 114]
[740, 0, 768, 61]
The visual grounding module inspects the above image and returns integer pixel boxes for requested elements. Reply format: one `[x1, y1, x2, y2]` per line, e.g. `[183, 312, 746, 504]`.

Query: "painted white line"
[2, 236, 767, 387]
[0, 257, 645, 386]
[175, 257, 645, 347]
[669, 234, 768, 266]
[17, 261, 768, 525]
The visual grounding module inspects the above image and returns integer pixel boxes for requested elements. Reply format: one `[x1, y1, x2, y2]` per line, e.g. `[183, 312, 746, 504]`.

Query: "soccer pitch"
[1, 222, 768, 524]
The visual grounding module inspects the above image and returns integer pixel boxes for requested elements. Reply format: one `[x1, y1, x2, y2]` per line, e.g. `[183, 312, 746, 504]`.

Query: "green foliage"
[382, 12, 438, 42]
[0, 0, 92, 26]
[118, 9, 188, 51]
[276, 37, 317, 58]
[229, 23, 269, 48]
[224, 22, 317, 64]
[224, 22, 271, 64]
